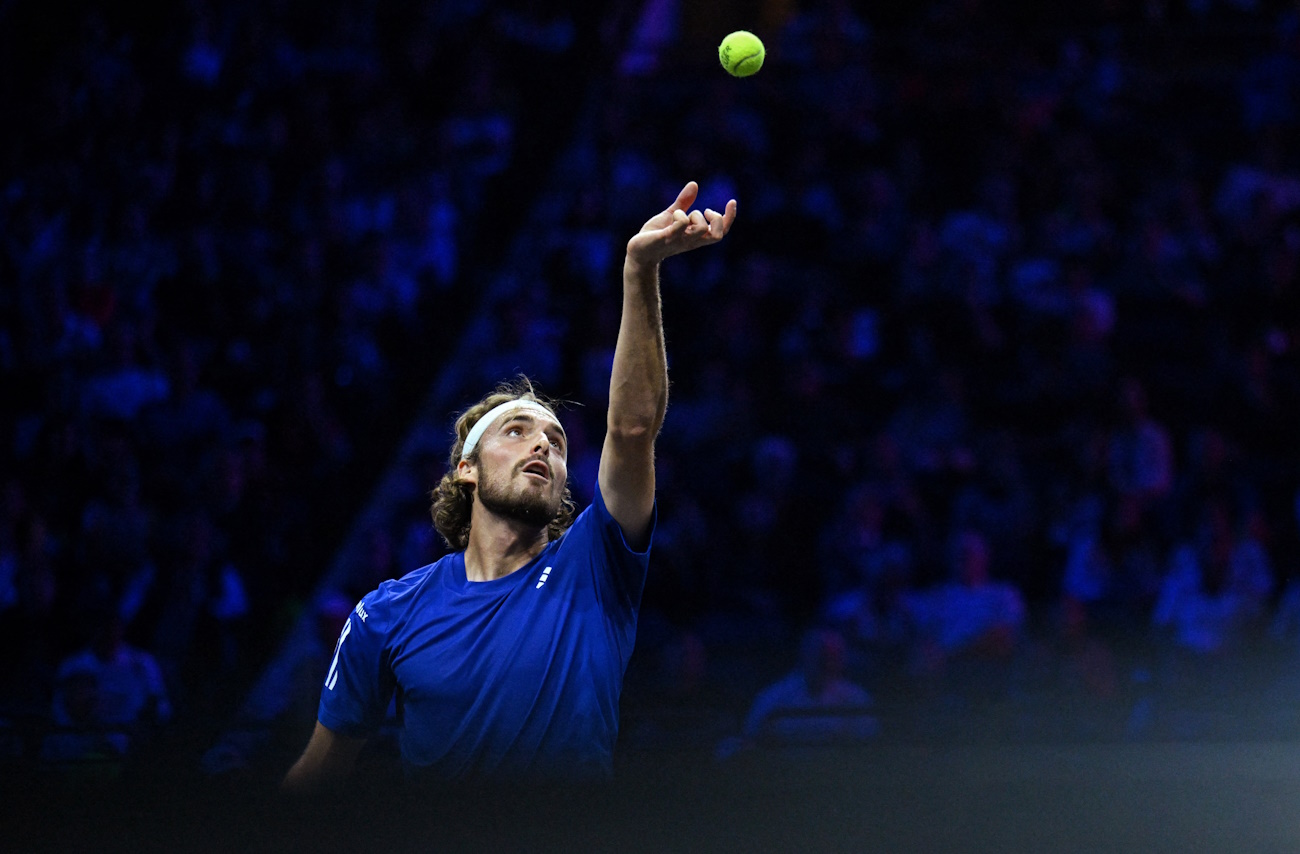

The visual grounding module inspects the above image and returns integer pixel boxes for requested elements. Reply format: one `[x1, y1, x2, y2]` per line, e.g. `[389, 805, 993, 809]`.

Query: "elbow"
[606, 416, 661, 446]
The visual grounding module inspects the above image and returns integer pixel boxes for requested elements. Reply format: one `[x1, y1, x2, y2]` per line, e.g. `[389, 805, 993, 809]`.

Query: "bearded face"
[474, 454, 565, 528]
[466, 410, 569, 531]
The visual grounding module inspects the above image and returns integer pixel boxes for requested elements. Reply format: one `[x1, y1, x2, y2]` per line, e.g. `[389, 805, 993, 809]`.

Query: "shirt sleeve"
[586, 483, 656, 613]
[317, 593, 396, 739]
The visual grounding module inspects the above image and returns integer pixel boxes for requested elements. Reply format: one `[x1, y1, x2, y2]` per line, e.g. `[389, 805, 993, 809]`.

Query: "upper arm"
[318, 607, 397, 737]
[597, 429, 655, 551]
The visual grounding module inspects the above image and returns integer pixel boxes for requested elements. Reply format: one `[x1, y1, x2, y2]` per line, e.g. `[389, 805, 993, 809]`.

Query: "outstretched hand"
[626, 181, 737, 267]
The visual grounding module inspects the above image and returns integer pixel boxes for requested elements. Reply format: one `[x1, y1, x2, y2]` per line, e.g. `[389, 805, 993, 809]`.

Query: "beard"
[475, 465, 562, 529]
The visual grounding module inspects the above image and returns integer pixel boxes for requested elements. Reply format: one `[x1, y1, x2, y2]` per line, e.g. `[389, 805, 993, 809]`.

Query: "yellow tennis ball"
[718, 30, 765, 78]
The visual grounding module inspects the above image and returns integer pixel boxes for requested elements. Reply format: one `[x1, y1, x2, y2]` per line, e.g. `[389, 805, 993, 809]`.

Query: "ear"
[456, 458, 478, 488]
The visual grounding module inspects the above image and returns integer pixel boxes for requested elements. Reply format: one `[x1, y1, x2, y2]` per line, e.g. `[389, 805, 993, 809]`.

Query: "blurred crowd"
[0, 0, 602, 770]
[6, 0, 1300, 779]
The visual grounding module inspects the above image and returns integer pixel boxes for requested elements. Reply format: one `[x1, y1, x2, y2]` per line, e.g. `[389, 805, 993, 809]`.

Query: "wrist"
[624, 254, 658, 277]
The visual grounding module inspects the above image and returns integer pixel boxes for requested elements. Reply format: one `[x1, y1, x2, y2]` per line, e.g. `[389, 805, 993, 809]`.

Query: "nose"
[533, 432, 550, 453]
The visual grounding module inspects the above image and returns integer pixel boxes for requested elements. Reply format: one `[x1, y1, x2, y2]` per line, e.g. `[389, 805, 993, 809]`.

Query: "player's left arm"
[600, 181, 736, 549]
[281, 721, 367, 795]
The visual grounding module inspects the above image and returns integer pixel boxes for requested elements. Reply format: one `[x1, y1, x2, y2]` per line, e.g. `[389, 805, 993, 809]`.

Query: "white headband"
[460, 399, 558, 460]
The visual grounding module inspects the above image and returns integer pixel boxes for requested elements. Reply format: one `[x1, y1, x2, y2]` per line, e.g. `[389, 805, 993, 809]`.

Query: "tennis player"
[283, 182, 736, 790]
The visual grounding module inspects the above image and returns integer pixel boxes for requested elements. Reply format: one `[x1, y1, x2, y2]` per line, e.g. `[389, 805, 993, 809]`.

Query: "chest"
[389, 564, 617, 705]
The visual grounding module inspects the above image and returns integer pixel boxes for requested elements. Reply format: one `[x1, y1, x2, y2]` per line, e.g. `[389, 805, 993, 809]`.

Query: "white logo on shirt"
[536, 566, 553, 589]
[326, 618, 352, 691]
[355, 601, 369, 622]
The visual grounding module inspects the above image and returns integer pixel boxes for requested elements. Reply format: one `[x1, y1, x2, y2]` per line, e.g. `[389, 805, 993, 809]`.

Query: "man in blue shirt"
[282, 182, 736, 790]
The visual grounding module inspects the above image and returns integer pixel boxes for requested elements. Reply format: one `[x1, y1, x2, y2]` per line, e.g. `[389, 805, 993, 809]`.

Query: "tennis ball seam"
[730, 52, 761, 74]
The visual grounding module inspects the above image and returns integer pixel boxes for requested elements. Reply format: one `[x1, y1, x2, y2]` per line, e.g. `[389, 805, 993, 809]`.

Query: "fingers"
[651, 209, 692, 242]
[703, 199, 737, 239]
[653, 209, 689, 241]
[641, 185, 736, 256]
[670, 181, 699, 213]
[701, 210, 721, 238]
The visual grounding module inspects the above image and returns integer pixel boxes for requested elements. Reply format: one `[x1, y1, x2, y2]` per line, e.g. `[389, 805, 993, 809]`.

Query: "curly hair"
[430, 376, 578, 551]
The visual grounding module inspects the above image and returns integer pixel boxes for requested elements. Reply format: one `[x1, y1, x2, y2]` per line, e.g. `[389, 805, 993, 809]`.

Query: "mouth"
[521, 460, 550, 480]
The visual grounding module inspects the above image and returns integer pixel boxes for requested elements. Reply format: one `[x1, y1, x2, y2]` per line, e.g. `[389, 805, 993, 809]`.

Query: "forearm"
[608, 256, 668, 439]
[281, 721, 364, 795]
[282, 752, 348, 795]
[281, 753, 329, 794]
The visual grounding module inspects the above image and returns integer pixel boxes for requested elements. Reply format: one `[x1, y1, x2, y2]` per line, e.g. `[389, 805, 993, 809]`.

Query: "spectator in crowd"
[41, 607, 170, 770]
[76, 317, 170, 424]
[1143, 496, 1274, 735]
[718, 626, 877, 759]
[145, 507, 250, 711]
[1106, 376, 1175, 517]
[1152, 497, 1274, 656]
[39, 669, 127, 780]
[901, 529, 1027, 696]
[817, 482, 916, 677]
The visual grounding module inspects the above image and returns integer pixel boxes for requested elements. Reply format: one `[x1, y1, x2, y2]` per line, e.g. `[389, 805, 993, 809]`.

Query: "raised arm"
[599, 181, 736, 547]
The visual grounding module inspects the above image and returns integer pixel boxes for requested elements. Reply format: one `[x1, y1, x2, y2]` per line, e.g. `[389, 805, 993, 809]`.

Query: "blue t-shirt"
[318, 486, 652, 782]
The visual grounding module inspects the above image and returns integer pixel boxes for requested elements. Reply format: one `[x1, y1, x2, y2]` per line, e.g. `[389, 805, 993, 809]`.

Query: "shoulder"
[349, 557, 452, 632]
[564, 490, 607, 532]
[558, 485, 653, 556]
[369, 557, 449, 603]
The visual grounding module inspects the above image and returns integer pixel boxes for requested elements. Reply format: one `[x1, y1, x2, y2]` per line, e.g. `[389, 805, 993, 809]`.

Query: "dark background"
[5, 0, 1300, 849]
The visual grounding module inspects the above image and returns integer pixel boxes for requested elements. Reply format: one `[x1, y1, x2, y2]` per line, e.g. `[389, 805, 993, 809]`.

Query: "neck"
[463, 514, 549, 582]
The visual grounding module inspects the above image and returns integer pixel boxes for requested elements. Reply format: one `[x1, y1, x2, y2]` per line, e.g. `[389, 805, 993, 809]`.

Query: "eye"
[507, 427, 523, 437]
